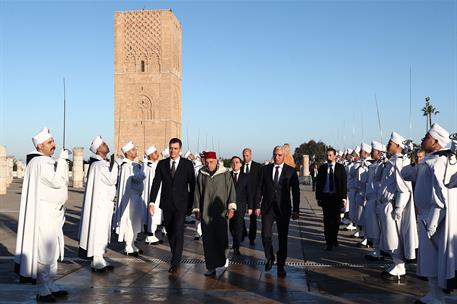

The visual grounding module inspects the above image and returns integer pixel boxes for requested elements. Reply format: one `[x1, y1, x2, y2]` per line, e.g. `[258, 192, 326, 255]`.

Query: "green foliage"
[293, 140, 328, 168]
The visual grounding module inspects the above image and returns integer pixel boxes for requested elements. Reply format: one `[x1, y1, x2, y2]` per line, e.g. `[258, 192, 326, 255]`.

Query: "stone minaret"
[114, 10, 182, 156]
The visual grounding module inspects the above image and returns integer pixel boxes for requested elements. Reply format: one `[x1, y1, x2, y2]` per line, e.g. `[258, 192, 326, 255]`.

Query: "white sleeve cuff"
[148, 202, 155, 206]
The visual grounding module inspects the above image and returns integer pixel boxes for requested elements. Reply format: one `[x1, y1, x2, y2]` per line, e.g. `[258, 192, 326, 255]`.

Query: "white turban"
[184, 150, 192, 158]
[122, 141, 135, 154]
[371, 141, 385, 152]
[145, 145, 157, 156]
[361, 143, 372, 154]
[347, 148, 353, 155]
[338, 150, 343, 156]
[161, 148, 170, 158]
[353, 146, 361, 156]
[32, 127, 53, 148]
[390, 132, 405, 149]
[428, 123, 450, 148]
[90, 136, 104, 154]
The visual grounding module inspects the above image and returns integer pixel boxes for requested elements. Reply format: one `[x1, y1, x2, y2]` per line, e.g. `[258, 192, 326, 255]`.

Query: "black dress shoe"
[233, 248, 241, 256]
[51, 290, 68, 298]
[265, 258, 274, 271]
[125, 252, 139, 257]
[168, 265, 178, 273]
[333, 241, 339, 248]
[194, 236, 201, 241]
[92, 265, 114, 273]
[249, 240, 255, 246]
[36, 294, 56, 303]
[277, 267, 287, 278]
[325, 245, 333, 251]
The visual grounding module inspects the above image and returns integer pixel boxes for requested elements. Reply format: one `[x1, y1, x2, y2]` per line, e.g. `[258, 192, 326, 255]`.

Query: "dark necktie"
[171, 161, 176, 178]
[274, 166, 280, 186]
[233, 172, 238, 184]
[329, 164, 334, 192]
[246, 163, 250, 174]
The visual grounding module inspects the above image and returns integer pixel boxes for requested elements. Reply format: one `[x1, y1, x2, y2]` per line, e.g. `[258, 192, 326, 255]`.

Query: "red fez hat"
[204, 151, 217, 159]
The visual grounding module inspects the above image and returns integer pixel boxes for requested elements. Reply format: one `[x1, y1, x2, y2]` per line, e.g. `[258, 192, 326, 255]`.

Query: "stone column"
[303, 155, 310, 176]
[0, 146, 7, 195]
[72, 147, 84, 188]
[16, 161, 25, 179]
[6, 156, 14, 184]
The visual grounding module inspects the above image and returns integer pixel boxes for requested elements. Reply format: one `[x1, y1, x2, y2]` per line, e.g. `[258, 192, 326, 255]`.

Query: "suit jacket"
[149, 157, 196, 214]
[315, 162, 347, 202]
[256, 163, 300, 215]
[243, 161, 262, 204]
[231, 171, 251, 213]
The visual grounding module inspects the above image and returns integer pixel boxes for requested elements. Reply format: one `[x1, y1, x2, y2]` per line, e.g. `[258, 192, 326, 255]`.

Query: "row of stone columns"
[0, 145, 86, 195]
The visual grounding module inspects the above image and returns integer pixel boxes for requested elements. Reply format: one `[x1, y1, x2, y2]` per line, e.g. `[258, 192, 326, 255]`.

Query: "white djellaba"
[402, 124, 456, 304]
[142, 145, 163, 245]
[15, 127, 70, 300]
[378, 132, 418, 280]
[113, 141, 146, 255]
[78, 136, 119, 272]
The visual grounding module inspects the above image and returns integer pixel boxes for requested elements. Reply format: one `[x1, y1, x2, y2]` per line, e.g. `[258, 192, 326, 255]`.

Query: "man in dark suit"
[253, 145, 300, 278]
[315, 147, 347, 251]
[148, 138, 196, 273]
[242, 148, 262, 246]
[229, 156, 251, 256]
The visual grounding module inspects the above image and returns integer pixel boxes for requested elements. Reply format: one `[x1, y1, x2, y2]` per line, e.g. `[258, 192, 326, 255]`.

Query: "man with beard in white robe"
[142, 145, 163, 245]
[341, 149, 354, 227]
[347, 147, 361, 234]
[15, 128, 70, 302]
[364, 141, 386, 261]
[113, 141, 146, 255]
[78, 136, 119, 272]
[355, 143, 374, 247]
[378, 131, 418, 281]
[402, 124, 455, 303]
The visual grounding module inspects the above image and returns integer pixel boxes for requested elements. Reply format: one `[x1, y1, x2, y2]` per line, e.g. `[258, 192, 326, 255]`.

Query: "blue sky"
[1, 0, 456, 161]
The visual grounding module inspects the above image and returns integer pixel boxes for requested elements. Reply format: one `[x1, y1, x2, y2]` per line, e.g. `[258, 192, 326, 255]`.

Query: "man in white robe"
[113, 141, 146, 255]
[347, 147, 361, 234]
[78, 136, 119, 272]
[14, 128, 70, 302]
[355, 143, 373, 246]
[402, 124, 455, 303]
[378, 132, 418, 280]
[364, 141, 386, 261]
[142, 145, 163, 245]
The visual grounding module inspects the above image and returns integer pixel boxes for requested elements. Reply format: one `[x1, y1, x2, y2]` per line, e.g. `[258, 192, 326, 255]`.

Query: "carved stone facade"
[114, 10, 182, 155]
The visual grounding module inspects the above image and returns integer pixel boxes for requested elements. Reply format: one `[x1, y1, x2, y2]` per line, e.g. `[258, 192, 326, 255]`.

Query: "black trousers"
[230, 206, 246, 249]
[248, 212, 257, 241]
[261, 207, 290, 267]
[163, 209, 186, 267]
[321, 193, 341, 246]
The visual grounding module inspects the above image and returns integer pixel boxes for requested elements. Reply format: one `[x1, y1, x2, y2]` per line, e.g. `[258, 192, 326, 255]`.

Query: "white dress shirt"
[170, 157, 181, 170]
[244, 161, 252, 174]
[323, 161, 336, 193]
[272, 162, 284, 181]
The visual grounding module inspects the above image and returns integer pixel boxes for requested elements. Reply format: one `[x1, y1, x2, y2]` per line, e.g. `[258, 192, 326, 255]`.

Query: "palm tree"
[421, 96, 439, 132]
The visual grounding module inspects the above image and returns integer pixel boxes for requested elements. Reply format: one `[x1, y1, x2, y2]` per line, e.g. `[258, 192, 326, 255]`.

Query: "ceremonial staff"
[63, 78, 67, 149]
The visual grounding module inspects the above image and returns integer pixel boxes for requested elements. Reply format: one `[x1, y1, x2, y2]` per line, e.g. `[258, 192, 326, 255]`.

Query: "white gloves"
[392, 207, 403, 221]
[58, 148, 71, 160]
[425, 207, 444, 238]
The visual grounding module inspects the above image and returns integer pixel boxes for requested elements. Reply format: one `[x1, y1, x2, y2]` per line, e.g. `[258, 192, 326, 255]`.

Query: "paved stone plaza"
[1, 179, 457, 303]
